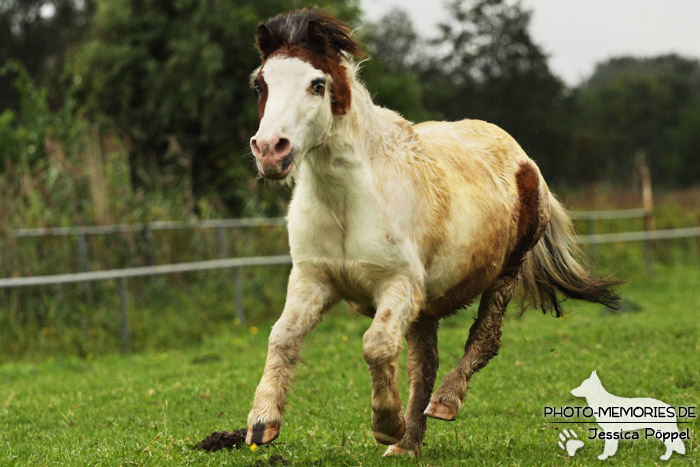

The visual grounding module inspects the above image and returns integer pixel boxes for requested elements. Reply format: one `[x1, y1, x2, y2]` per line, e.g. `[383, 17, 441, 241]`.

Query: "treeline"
[2, 0, 699, 218]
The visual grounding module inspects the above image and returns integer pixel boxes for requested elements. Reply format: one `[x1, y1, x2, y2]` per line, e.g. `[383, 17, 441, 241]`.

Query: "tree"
[420, 0, 571, 181]
[669, 95, 700, 186]
[572, 55, 700, 186]
[72, 0, 361, 214]
[365, 9, 421, 73]
[0, 0, 94, 112]
[360, 9, 433, 122]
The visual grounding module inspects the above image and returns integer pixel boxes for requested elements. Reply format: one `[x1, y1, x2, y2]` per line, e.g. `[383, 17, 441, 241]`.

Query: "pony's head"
[249, 10, 362, 180]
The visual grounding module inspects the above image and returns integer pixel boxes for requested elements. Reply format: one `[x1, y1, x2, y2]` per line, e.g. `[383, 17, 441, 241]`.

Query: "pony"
[244, 9, 621, 457]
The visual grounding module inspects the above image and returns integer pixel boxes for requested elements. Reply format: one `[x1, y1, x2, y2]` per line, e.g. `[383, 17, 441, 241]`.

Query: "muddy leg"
[384, 315, 439, 457]
[425, 273, 520, 421]
[246, 268, 337, 445]
[363, 277, 423, 445]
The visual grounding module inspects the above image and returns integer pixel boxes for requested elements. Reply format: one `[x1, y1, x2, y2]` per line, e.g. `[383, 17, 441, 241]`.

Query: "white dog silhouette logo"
[570, 370, 686, 460]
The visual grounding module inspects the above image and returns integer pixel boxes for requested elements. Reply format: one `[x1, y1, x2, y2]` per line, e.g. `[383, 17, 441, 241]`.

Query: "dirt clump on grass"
[195, 429, 248, 452]
[195, 430, 293, 465]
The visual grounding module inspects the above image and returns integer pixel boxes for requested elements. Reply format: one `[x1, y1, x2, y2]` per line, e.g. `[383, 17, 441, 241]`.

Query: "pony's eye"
[253, 81, 262, 95]
[310, 78, 325, 95]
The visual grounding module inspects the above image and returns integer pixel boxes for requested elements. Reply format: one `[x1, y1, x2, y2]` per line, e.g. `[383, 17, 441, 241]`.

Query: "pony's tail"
[519, 193, 623, 317]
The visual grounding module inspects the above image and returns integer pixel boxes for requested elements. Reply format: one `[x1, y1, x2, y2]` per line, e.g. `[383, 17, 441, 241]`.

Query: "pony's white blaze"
[251, 57, 332, 179]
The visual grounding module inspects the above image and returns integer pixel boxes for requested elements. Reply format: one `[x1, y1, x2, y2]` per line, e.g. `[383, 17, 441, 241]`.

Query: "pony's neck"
[301, 63, 388, 180]
[331, 77, 385, 157]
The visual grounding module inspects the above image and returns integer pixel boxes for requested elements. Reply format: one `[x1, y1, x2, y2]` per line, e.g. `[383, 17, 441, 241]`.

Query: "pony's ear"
[306, 20, 329, 54]
[256, 24, 281, 59]
[591, 370, 599, 379]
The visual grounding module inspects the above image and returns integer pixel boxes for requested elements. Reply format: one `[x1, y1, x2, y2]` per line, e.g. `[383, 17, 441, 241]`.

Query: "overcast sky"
[359, 0, 700, 85]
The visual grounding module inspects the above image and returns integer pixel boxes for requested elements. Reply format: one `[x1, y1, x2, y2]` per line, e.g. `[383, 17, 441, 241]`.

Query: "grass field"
[1, 262, 698, 465]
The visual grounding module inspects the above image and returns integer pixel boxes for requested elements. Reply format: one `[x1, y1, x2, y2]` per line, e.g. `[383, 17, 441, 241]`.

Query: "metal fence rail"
[571, 208, 648, 220]
[9, 217, 287, 238]
[575, 226, 700, 245]
[7, 216, 289, 274]
[0, 255, 292, 287]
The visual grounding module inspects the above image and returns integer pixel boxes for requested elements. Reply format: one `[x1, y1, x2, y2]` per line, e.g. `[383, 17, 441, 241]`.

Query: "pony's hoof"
[383, 444, 416, 457]
[245, 422, 280, 446]
[372, 417, 405, 445]
[424, 401, 457, 421]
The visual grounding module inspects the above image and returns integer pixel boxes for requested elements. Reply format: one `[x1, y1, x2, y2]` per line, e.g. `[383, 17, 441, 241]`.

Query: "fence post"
[76, 232, 91, 294]
[234, 266, 245, 324]
[77, 232, 89, 271]
[697, 214, 700, 261]
[118, 277, 131, 352]
[141, 226, 154, 266]
[587, 217, 598, 261]
[638, 159, 654, 274]
[216, 226, 228, 259]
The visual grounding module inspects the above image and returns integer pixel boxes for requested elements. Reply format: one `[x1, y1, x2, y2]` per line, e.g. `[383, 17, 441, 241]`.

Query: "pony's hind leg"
[383, 315, 439, 457]
[425, 271, 520, 421]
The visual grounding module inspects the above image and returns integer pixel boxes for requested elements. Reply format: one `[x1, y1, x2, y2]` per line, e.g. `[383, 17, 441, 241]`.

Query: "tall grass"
[0, 65, 290, 360]
[0, 122, 291, 359]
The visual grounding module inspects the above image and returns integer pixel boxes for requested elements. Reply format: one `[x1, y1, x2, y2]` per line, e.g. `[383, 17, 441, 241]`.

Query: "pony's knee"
[268, 318, 304, 353]
[363, 326, 402, 365]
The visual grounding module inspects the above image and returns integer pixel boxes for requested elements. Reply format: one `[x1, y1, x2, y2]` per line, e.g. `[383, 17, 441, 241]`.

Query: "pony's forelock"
[256, 9, 363, 60]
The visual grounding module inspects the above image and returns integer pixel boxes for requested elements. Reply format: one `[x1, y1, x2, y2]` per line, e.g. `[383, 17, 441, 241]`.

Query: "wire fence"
[0, 255, 291, 352]
[575, 226, 700, 245]
[8, 217, 287, 238]
[571, 208, 648, 220]
[3, 212, 699, 351]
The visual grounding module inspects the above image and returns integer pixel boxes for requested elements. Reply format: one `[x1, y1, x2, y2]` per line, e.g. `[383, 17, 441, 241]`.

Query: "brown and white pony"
[244, 10, 620, 457]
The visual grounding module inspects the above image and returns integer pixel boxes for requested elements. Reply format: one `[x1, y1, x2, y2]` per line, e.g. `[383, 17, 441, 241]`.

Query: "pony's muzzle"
[251, 135, 294, 179]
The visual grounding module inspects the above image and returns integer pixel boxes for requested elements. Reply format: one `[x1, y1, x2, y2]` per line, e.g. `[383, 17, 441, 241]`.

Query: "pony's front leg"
[246, 268, 337, 446]
[363, 277, 423, 445]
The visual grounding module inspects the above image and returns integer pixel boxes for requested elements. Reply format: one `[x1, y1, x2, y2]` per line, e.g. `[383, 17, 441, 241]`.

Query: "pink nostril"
[251, 138, 262, 157]
[274, 138, 290, 156]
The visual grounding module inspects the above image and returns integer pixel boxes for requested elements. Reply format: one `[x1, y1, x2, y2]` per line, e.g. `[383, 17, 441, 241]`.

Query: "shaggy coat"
[244, 10, 620, 456]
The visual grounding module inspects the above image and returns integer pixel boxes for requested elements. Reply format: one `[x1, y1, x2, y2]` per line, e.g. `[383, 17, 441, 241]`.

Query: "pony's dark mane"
[256, 9, 362, 60]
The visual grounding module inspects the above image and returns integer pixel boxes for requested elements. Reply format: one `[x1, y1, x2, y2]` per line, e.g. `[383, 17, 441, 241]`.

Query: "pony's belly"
[422, 250, 503, 313]
[421, 216, 512, 310]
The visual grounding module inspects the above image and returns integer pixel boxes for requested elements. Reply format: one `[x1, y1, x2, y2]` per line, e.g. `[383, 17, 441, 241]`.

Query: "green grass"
[1, 263, 698, 465]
